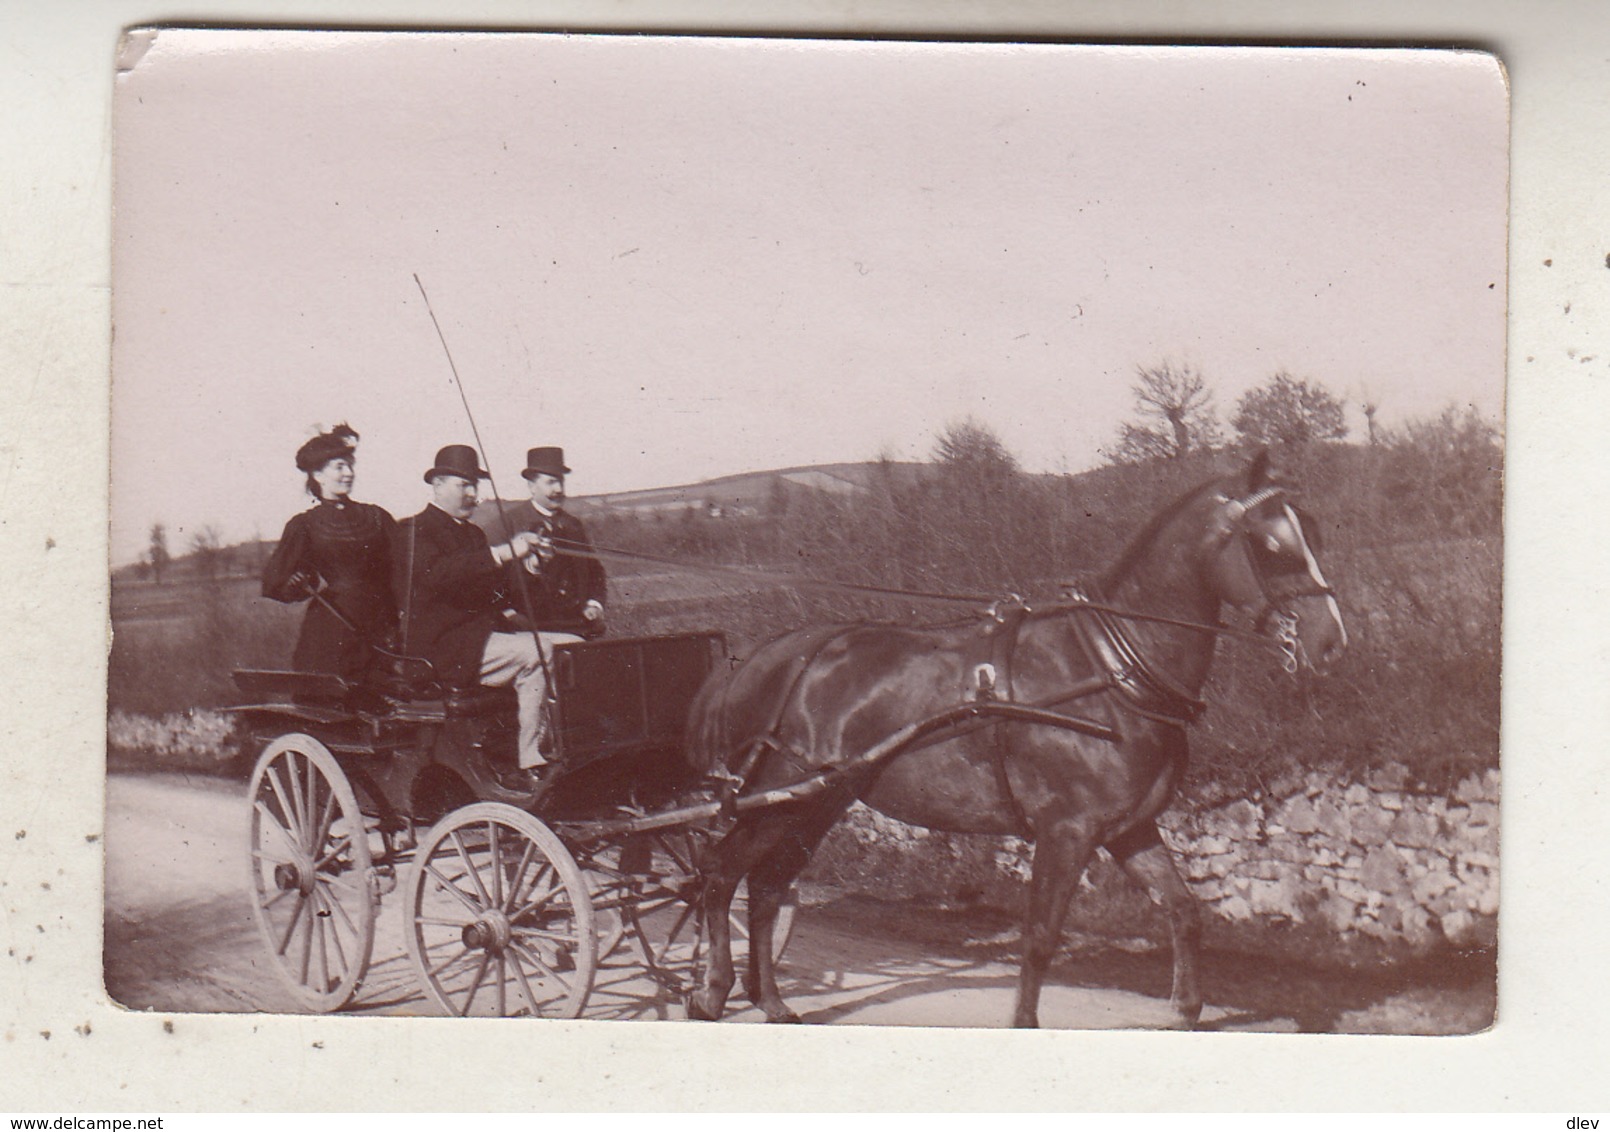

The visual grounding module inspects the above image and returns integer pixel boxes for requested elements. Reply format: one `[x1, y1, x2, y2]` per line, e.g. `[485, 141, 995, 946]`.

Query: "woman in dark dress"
[262, 424, 398, 679]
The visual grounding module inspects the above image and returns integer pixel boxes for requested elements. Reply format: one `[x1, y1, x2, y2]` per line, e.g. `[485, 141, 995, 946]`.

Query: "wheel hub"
[462, 910, 513, 954]
[273, 858, 317, 896]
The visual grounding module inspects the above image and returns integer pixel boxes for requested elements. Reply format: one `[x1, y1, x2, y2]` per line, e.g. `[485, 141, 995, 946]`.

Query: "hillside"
[112, 462, 936, 581]
[569, 461, 932, 519]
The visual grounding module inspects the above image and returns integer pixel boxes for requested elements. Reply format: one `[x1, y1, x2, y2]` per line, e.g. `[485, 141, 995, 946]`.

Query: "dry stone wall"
[814, 767, 1499, 956]
[1159, 768, 1499, 951]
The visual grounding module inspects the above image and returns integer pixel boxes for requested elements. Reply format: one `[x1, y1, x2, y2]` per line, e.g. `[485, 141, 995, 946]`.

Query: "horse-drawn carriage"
[232, 631, 795, 1018]
[231, 452, 1348, 1027]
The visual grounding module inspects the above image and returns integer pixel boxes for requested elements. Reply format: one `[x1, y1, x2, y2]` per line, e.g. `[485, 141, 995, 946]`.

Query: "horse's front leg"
[1016, 821, 1100, 1028]
[1108, 821, 1203, 1029]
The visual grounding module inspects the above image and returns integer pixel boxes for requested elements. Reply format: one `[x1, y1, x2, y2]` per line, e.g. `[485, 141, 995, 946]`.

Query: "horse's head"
[1204, 450, 1348, 674]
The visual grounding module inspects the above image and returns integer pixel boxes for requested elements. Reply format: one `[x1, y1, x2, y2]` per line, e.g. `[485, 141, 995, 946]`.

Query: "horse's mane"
[1097, 474, 1229, 595]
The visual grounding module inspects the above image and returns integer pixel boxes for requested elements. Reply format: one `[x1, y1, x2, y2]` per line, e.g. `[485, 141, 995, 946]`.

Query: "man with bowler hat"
[473, 445, 608, 640]
[393, 443, 557, 781]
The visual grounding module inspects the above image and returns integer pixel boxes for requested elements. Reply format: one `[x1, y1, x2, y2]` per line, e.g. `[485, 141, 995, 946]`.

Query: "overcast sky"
[109, 31, 1507, 565]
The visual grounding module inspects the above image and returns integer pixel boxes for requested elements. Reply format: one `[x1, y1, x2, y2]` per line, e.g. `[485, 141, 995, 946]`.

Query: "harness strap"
[713, 624, 860, 797]
[976, 604, 1034, 839]
[1062, 584, 1206, 727]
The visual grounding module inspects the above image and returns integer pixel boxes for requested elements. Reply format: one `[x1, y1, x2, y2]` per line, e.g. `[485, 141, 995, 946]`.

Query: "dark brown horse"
[681, 450, 1347, 1027]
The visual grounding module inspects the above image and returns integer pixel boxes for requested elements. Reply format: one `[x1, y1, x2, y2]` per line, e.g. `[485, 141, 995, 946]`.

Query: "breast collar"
[971, 593, 1205, 728]
[1062, 585, 1208, 726]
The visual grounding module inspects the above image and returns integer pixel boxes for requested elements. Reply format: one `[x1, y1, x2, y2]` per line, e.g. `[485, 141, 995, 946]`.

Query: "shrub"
[108, 578, 298, 716]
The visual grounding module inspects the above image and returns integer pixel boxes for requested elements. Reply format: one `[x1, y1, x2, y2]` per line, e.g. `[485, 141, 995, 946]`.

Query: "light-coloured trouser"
[479, 630, 583, 768]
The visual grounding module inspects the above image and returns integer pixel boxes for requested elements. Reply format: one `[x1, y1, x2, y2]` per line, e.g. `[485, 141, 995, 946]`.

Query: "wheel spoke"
[506, 945, 541, 1016]
[654, 902, 698, 965]
[303, 754, 320, 847]
[252, 802, 302, 856]
[449, 830, 494, 908]
[317, 880, 361, 943]
[489, 822, 504, 909]
[509, 857, 553, 914]
[423, 861, 487, 916]
[276, 891, 308, 957]
[509, 939, 575, 996]
[298, 894, 315, 986]
[509, 924, 581, 945]
[314, 833, 356, 872]
[319, 872, 365, 895]
[315, 903, 331, 992]
[458, 952, 492, 1016]
[285, 754, 310, 844]
[314, 888, 350, 975]
[504, 841, 538, 913]
[496, 955, 507, 1017]
[310, 789, 339, 862]
[425, 942, 477, 981]
[258, 884, 294, 912]
[508, 868, 563, 921]
[265, 765, 303, 844]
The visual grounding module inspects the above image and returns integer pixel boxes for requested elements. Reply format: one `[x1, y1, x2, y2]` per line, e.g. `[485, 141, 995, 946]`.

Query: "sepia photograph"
[105, 29, 1506, 1036]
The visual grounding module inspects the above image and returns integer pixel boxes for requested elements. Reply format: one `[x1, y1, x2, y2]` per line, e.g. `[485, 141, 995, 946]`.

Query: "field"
[110, 423, 1502, 795]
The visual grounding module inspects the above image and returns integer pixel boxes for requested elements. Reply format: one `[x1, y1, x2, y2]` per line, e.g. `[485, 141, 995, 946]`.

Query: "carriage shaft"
[567, 696, 1118, 843]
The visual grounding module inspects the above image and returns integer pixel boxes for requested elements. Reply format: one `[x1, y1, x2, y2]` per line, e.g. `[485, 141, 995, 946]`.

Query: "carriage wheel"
[246, 733, 376, 1012]
[589, 833, 796, 974]
[404, 803, 597, 1019]
[659, 878, 798, 972]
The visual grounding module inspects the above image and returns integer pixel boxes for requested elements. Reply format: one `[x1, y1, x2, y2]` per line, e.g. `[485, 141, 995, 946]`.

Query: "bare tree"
[932, 417, 1020, 476]
[190, 524, 226, 580]
[1107, 361, 1223, 464]
[1232, 371, 1349, 447]
[148, 523, 171, 585]
[1359, 388, 1381, 446]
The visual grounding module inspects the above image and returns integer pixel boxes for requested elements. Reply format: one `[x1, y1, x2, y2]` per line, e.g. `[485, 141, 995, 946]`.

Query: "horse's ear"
[1246, 447, 1273, 490]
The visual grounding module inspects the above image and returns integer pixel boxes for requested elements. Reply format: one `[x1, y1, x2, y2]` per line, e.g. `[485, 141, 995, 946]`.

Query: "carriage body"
[231, 630, 725, 826]
[229, 630, 785, 1017]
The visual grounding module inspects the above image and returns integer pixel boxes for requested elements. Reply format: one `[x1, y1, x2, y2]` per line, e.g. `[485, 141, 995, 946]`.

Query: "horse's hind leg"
[1016, 821, 1101, 1028]
[1108, 821, 1203, 1029]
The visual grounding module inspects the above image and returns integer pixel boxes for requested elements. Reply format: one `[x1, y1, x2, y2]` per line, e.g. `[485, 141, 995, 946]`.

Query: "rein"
[554, 538, 1295, 657]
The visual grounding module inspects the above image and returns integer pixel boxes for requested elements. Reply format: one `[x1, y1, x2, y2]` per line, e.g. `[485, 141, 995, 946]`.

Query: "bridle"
[1206, 485, 1337, 673]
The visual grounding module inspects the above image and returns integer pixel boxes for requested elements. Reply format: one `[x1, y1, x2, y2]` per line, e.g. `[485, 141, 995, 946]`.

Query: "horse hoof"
[684, 993, 722, 1022]
[765, 1010, 802, 1024]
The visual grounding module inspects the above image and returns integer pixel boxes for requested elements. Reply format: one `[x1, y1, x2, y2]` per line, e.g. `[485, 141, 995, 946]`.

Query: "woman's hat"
[425, 444, 490, 483]
[295, 424, 359, 473]
[522, 446, 571, 480]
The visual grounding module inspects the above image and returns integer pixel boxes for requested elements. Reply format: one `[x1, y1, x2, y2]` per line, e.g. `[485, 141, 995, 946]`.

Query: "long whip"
[412, 273, 555, 689]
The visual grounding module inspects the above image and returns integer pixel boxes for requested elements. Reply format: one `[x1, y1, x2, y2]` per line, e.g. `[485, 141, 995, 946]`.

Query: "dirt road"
[103, 773, 1494, 1032]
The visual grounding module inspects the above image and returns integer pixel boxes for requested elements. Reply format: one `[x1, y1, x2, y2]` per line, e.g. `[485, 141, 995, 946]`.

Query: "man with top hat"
[392, 443, 559, 782]
[472, 445, 608, 640]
